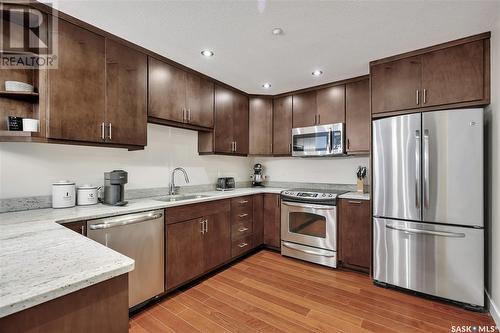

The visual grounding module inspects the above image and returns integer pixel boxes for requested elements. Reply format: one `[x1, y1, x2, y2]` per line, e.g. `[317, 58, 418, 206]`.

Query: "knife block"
[357, 179, 365, 193]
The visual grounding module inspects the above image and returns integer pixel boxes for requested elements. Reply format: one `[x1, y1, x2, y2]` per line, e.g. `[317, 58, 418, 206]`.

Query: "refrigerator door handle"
[386, 224, 465, 238]
[423, 129, 430, 210]
[415, 130, 421, 209]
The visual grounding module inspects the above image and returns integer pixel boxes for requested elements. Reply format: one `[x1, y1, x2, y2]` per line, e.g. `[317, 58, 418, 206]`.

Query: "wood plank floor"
[130, 250, 497, 333]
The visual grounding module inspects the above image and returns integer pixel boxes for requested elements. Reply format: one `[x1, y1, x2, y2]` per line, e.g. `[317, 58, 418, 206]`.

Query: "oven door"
[292, 125, 332, 157]
[280, 200, 336, 251]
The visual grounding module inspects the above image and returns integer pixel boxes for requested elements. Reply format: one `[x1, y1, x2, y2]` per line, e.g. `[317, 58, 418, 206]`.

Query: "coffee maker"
[103, 170, 128, 206]
[252, 163, 265, 187]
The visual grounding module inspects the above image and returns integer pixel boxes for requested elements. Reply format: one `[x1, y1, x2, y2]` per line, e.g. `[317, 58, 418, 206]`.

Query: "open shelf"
[0, 91, 39, 102]
[0, 130, 33, 137]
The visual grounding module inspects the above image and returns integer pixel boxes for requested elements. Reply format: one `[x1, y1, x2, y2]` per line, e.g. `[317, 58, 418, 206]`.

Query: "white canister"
[22, 118, 39, 132]
[52, 181, 76, 208]
[77, 185, 100, 206]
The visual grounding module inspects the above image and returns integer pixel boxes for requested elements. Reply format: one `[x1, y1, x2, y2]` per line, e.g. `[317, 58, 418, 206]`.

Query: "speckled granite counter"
[338, 191, 371, 201]
[0, 187, 283, 318]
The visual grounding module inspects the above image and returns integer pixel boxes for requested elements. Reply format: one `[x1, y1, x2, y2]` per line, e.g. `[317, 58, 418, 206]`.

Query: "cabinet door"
[214, 85, 234, 153]
[48, 19, 105, 142]
[166, 218, 204, 290]
[339, 199, 370, 272]
[316, 85, 345, 125]
[203, 211, 231, 271]
[292, 91, 317, 128]
[249, 97, 273, 155]
[186, 73, 214, 128]
[233, 92, 249, 155]
[62, 221, 86, 235]
[371, 56, 422, 114]
[263, 194, 281, 248]
[345, 79, 370, 153]
[252, 194, 264, 246]
[421, 40, 485, 107]
[105, 39, 147, 146]
[148, 57, 186, 123]
[273, 96, 293, 155]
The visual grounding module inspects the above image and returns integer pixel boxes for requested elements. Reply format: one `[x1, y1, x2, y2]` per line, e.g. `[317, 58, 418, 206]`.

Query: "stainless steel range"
[280, 188, 347, 268]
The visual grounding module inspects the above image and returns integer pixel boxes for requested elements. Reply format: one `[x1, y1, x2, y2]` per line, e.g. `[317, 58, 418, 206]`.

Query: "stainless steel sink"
[154, 194, 210, 202]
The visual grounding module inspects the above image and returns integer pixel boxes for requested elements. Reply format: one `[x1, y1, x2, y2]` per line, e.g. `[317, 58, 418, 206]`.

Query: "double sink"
[154, 194, 210, 202]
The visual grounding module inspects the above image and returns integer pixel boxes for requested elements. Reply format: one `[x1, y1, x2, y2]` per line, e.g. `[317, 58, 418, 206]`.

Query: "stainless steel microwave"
[291, 123, 345, 157]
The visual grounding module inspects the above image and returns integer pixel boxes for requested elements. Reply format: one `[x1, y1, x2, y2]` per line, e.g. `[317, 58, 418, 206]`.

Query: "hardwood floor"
[130, 250, 497, 333]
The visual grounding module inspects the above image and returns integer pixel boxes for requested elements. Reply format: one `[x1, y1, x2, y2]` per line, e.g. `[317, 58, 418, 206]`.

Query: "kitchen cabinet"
[371, 34, 490, 116]
[273, 96, 293, 156]
[339, 199, 371, 273]
[105, 39, 147, 146]
[292, 91, 317, 128]
[252, 194, 264, 246]
[48, 18, 105, 143]
[249, 97, 273, 155]
[199, 85, 248, 155]
[316, 85, 345, 125]
[263, 194, 281, 249]
[231, 196, 254, 257]
[345, 78, 370, 153]
[61, 221, 87, 235]
[148, 57, 214, 128]
[165, 200, 231, 290]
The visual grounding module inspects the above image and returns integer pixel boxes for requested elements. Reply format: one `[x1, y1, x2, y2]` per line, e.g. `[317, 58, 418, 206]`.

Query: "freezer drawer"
[373, 217, 484, 307]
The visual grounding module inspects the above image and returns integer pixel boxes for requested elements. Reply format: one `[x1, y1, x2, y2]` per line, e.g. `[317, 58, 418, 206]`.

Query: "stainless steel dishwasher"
[87, 210, 165, 308]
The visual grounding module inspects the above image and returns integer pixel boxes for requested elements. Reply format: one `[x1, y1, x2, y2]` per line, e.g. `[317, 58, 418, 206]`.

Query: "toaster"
[216, 177, 235, 191]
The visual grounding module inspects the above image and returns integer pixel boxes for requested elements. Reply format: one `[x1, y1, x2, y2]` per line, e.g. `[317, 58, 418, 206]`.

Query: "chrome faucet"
[169, 167, 190, 195]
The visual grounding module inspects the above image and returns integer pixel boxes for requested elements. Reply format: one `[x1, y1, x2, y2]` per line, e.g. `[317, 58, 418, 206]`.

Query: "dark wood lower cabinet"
[339, 198, 371, 273]
[61, 221, 86, 235]
[252, 194, 264, 246]
[263, 194, 281, 249]
[203, 211, 231, 271]
[0, 274, 128, 333]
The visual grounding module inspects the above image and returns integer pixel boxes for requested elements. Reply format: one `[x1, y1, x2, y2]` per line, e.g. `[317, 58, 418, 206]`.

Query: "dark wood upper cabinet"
[213, 85, 234, 153]
[263, 194, 281, 249]
[345, 78, 370, 153]
[249, 97, 273, 155]
[166, 217, 205, 290]
[292, 91, 317, 128]
[316, 85, 345, 125]
[233, 92, 249, 155]
[148, 57, 186, 123]
[105, 39, 147, 146]
[186, 73, 214, 128]
[371, 56, 422, 115]
[339, 199, 371, 273]
[273, 96, 293, 156]
[48, 19, 105, 142]
[421, 40, 485, 107]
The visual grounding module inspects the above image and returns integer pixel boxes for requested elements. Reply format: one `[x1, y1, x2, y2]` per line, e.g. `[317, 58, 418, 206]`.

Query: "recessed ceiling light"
[262, 82, 272, 89]
[272, 28, 284, 35]
[312, 70, 323, 76]
[201, 49, 214, 57]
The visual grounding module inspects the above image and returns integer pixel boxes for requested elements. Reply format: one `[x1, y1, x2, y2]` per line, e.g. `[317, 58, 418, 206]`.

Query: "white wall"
[486, 11, 500, 326]
[0, 124, 252, 199]
[254, 156, 369, 185]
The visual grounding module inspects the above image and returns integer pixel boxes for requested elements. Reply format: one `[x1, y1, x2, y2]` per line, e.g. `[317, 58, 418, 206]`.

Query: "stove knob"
[322, 193, 326, 197]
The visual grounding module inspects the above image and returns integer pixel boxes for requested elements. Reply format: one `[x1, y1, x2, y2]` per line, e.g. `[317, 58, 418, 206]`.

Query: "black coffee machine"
[252, 163, 265, 187]
[103, 170, 128, 206]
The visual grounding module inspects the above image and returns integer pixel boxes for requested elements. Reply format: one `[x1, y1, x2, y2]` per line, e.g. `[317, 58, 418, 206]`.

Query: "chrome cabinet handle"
[238, 213, 248, 218]
[415, 130, 421, 209]
[101, 122, 105, 140]
[182, 108, 186, 122]
[238, 242, 248, 248]
[234, 141, 237, 152]
[348, 200, 362, 205]
[238, 200, 249, 204]
[423, 129, 430, 210]
[386, 225, 465, 238]
[204, 219, 208, 233]
[89, 211, 163, 230]
[416, 90, 420, 105]
[282, 241, 336, 257]
[423, 89, 427, 104]
[238, 227, 249, 232]
[80, 225, 85, 234]
[107, 123, 112, 140]
[188, 109, 191, 122]
[200, 220, 204, 234]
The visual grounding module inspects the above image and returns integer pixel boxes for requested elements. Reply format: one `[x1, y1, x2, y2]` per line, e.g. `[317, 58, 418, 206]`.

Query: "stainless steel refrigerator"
[372, 108, 484, 309]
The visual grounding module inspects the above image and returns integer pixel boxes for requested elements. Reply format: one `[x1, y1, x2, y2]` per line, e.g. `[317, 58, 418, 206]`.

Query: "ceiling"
[47, 0, 499, 95]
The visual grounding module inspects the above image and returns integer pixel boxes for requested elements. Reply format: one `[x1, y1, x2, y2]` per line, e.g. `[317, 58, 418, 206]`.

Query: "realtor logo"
[0, 1, 58, 69]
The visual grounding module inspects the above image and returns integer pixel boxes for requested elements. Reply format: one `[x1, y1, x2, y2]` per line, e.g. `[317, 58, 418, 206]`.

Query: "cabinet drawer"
[231, 196, 253, 216]
[166, 199, 230, 224]
[231, 219, 253, 239]
[231, 235, 253, 258]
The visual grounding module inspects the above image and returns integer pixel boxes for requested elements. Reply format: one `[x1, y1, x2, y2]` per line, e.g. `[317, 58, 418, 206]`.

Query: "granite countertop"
[0, 187, 284, 318]
[338, 191, 371, 201]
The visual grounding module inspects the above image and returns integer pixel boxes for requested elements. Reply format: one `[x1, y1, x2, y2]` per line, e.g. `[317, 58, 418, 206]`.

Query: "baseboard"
[486, 291, 500, 328]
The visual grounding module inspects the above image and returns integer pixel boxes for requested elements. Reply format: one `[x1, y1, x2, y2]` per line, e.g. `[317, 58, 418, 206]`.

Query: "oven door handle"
[282, 242, 336, 257]
[281, 201, 335, 210]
